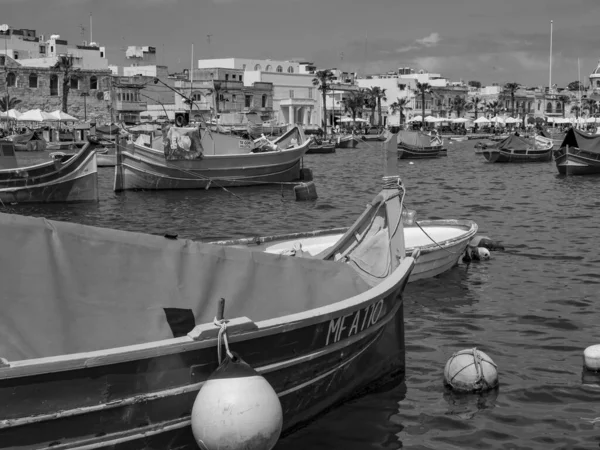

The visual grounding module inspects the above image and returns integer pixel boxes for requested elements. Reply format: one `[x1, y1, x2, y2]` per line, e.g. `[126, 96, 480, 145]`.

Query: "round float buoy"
[409, 162, 414, 165]
[294, 181, 318, 201]
[191, 352, 283, 450]
[584, 344, 600, 371]
[443, 348, 499, 392]
[476, 247, 490, 260]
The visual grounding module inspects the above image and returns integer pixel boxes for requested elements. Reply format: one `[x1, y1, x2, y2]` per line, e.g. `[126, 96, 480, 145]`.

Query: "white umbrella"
[504, 117, 520, 124]
[49, 110, 78, 122]
[490, 116, 505, 125]
[424, 115, 438, 122]
[408, 115, 423, 122]
[339, 116, 368, 123]
[17, 109, 59, 122]
[0, 109, 21, 121]
[451, 117, 470, 123]
[474, 116, 490, 124]
[585, 117, 597, 124]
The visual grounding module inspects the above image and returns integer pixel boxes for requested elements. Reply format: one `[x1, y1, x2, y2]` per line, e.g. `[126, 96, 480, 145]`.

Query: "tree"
[364, 88, 377, 125]
[341, 90, 365, 124]
[370, 86, 387, 126]
[312, 69, 335, 136]
[53, 55, 79, 113]
[415, 82, 431, 125]
[467, 96, 482, 121]
[571, 105, 581, 119]
[452, 95, 467, 118]
[0, 94, 21, 112]
[468, 80, 482, 89]
[486, 100, 501, 117]
[567, 80, 583, 91]
[557, 95, 571, 118]
[504, 82, 520, 116]
[583, 98, 597, 117]
[389, 97, 410, 125]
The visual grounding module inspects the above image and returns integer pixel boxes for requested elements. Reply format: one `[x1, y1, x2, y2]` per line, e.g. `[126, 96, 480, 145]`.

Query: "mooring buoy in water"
[462, 246, 490, 263]
[294, 181, 318, 201]
[584, 344, 600, 371]
[444, 348, 499, 392]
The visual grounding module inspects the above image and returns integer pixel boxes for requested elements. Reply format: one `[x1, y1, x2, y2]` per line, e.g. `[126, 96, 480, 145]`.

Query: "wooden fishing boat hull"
[307, 143, 336, 154]
[114, 127, 311, 191]
[554, 146, 600, 175]
[97, 148, 116, 167]
[0, 141, 99, 203]
[361, 133, 386, 141]
[397, 144, 441, 159]
[336, 136, 358, 148]
[477, 148, 552, 163]
[211, 219, 477, 283]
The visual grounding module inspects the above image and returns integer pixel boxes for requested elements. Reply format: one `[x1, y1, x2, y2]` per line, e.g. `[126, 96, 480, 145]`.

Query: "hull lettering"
[325, 299, 385, 346]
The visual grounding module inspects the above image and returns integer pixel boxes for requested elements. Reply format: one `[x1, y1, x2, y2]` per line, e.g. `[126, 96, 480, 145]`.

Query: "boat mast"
[90, 13, 93, 44]
[190, 44, 194, 122]
[549, 20, 553, 91]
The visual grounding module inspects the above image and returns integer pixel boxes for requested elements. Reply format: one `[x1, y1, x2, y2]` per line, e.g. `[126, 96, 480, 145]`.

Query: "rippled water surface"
[14, 140, 600, 449]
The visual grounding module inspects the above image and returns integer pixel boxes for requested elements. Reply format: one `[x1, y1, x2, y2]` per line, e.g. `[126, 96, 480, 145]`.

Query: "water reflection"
[443, 388, 499, 420]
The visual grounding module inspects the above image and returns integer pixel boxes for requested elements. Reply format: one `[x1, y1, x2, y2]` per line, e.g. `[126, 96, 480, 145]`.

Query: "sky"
[2, 0, 599, 87]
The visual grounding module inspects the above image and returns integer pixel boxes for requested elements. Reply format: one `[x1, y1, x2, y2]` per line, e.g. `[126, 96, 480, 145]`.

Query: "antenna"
[90, 13, 93, 44]
[363, 32, 368, 76]
[549, 20, 553, 92]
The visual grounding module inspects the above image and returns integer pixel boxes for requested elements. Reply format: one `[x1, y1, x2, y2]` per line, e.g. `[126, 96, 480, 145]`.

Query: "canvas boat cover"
[0, 213, 371, 362]
[96, 125, 121, 136]
[164, 126, 204, 160]
[10, 131, 44, 143]
[398, 131, 440, 148]
[496, 135, 534, 151]
[561, 127, 600, 154]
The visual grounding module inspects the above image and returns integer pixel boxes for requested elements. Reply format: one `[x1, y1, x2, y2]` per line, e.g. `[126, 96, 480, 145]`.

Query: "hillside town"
[2, 23, 600, 131]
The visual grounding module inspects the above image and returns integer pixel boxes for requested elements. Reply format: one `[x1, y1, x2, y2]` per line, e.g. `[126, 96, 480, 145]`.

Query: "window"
[28, 73, 38, 88]
[90, 75, 98, 90]
[231, 94, 237, 103]
[50, 74, 58, 96]
[70, 77, 78, 90]
[254, 64, 261, 71]
[308, 88, 313, 99]
[276, 65, 283, 73]
[231, 74, 236, 80]
[597, 80, 600, 87]
[192, 92, 202, 102]
[118, 93, 122, 101]
[13, 52, 18, 60]
[537, 101, 541, 111]
[239, 75, 243, 82]
[265, 65, 272, 72]
[242, 64, 246, 70]
[289, 89, 294, 98]
[100, 51, 104, 58]
[6, 72, 16, 87]
[556, 102, 562, 111]
[0, 56, 4, 66]
[287, 66, 294, 73]
[225, 74, 229, 81]
[39, 45, 46, 54]
[546, 102, 553, 113]
[262, 95, 267, 108]
[50, 46, 54, 53]
[245, 95, 252, 108]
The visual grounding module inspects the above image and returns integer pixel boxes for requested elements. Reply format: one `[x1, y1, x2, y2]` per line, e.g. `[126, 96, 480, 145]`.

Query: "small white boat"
[210, 218, 478, 283]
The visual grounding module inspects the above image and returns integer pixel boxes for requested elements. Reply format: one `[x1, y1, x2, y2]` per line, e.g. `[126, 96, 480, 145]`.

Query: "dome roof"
[592, 60, 600, 76]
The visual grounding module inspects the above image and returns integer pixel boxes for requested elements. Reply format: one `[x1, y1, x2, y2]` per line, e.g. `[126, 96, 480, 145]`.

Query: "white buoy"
[584, 344, 600, 371]
[409, 161, 414, 165]
[476, 247, 490, 260]
[444, 348, 499, 392]
[191, 353, 283, 450]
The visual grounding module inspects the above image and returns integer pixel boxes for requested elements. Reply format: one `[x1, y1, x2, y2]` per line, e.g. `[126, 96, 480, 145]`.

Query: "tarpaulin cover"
[96, 125, 120, 135]
[560, 127, 600, 154]
[496, 135, 533, 151]
[163, 126, 204, 160]
[398, 131, 438, 148]
[0, 213, 371, 361]
[10, 131, 44, 143]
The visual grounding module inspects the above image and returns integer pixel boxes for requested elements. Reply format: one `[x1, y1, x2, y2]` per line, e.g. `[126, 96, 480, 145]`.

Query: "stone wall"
[0, 66, 114, 123]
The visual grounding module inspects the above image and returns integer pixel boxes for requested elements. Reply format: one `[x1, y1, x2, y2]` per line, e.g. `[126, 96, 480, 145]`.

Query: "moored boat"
[475, 134, 553, 163]
[335, 134, 359, 148]
[0, 138, 417, 449]
[397, 131, 444, 159]
[307, 139, 336, 154]
[554, 127, 600, 175]
[0, 136, 99, 203]
[212, 218, 477, 283]
[114, 125, 311, 191]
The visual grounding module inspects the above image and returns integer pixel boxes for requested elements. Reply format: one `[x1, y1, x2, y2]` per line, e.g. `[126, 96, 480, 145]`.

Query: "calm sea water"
[13, 139, 600, 450]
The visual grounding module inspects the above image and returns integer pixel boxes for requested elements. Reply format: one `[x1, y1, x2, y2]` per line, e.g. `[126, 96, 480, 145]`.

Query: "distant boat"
[553, 127, 600, 175]
[0, 137, 99, 203]
[361, 128, 387, 141]
[397, 130, 444, 159]
[211, 218, 477, 283]
[7, 130, 47, 152]
[475, 134, 553, 163]
[0, 157, 416, 449]
[114, 125, 311, 191]
[307, 138, 336, 154]
[335, 134, 359, 148]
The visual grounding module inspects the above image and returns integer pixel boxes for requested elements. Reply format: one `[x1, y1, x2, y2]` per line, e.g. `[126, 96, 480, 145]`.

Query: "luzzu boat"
[475, 134, 553, 163]
[0, 136, 99, 203]
[553, 127, 600, 175]
[114, 125, 311, 191]
[0, 133, 417, 449]
[397, 131, 445, 159]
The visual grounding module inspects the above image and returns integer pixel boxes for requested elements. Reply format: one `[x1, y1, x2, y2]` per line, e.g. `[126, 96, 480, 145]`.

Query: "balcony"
[115, 101, 147, 112]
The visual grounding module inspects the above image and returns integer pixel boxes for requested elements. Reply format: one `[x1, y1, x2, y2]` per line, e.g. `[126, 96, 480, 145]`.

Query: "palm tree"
[0, 94, 22, 112]
[415, 82, 431, 126]
[452, 96, 467, 118]
[312, 69, 335, 136]
[364, 88, 377, 125]
[583, 98, 597, 117]
[342, 90, 365, 124]
[486, 100, 501, 117]
[571, 105, 581, 119]
[467, 96, 482, 121]
[389, 97, 410, 126]
[557, 95, 570, 118]
[53, 55, 79, 113]
[504, 82, 520, 116]
[370, 86, 387, 126]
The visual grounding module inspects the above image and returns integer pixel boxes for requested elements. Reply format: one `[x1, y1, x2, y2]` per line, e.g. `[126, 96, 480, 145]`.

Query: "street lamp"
[80, 92, 90, 121]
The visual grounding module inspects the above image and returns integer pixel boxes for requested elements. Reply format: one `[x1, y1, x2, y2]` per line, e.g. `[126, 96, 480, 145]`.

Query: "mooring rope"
[214, 317, 234, 365]
[403, 204, 462, 256]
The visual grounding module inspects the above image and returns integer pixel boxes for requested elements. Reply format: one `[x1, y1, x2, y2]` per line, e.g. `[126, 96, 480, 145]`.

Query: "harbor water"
[13, 140, 600, 449]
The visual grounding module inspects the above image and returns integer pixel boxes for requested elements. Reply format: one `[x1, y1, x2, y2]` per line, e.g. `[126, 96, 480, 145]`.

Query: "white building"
[196, 58, 321, 126]
[0, 24, 108, 70]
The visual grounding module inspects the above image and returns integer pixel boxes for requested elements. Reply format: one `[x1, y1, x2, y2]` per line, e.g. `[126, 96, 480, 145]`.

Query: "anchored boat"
[553, 127, 600, 175]
[0, 136, 99, 203]
[475, 134, 553, 163]
[114, 125, 311, 191]
[397, 131, 445, 159]
[0, 135, 416, 449]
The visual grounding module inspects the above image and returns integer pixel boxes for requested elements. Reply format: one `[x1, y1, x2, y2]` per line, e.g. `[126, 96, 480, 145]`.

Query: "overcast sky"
[2, 0, 599, 86]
